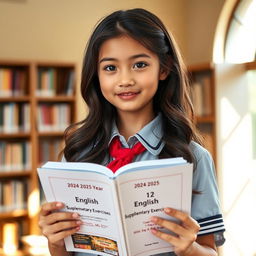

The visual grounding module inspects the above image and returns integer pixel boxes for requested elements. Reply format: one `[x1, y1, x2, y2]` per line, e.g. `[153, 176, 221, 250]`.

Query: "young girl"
[38, 8, 225, 256]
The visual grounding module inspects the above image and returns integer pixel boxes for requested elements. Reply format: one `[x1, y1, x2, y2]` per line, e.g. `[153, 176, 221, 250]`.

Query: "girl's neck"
[116, 110, 155, 141]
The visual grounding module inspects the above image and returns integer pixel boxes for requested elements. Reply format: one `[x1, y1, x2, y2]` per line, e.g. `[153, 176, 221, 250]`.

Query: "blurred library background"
[0, 0, 255, 255]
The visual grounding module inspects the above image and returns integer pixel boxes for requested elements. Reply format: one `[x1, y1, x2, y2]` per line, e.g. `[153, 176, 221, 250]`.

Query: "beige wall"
[0, 0, 187, 61]
[0, 0, 224, 119]
[185, 0, 225, 65]
[0, 0, 188, 120]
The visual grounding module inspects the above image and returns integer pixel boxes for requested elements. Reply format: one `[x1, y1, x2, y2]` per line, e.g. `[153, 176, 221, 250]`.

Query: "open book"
[37, 158, 192, 256]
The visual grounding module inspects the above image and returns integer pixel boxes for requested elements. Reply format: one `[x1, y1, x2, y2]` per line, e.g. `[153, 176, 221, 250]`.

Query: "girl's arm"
[151, 208, 217, 256]
[48, 242, 73, 256]
[39, 202, 81, 256]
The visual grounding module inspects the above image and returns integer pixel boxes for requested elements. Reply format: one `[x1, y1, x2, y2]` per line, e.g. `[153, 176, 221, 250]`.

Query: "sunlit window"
[220, 1, 256, 255]
[225, 0, 256, 63]
[247, 70, 256, 159]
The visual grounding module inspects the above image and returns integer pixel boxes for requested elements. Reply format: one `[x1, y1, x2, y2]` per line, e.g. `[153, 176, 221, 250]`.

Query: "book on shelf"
[0, 68, 27, 97]
[37, 68, 56, 96]
[37, 103, 71, 132]
[38, 158, 192, 256]
[36, 67, 74, 96]
[201, 76, 212, 116]
[0, 179, 27, 212]
[56, 69, 74, 96]
[66, 70, 74, 96]
[38, 138, 64, 165]
[0, 103, 30, 133]
[0, 141, 31, 171]
[191, 75, 212, 117]
[191, 82, 203, 116]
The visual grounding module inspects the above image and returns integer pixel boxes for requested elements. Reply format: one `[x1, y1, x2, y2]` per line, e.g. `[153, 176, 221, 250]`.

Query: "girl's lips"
[117, 91, 140, 100]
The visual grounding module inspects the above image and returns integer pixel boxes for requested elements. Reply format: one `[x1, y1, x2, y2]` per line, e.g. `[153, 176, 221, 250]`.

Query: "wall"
[0, 0, 188, 120]
[0, 0, 187, 61]
[0, 0, 226, 119]
[185, 0, 225, 65]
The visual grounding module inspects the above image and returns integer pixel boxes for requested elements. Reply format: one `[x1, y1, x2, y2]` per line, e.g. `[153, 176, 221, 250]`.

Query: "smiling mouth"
[116, 91, 140, 99]
[117, 92, 139, 96]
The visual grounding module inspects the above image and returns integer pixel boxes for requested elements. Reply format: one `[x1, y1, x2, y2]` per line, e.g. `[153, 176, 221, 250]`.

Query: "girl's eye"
[104, 65, 116, 72]
[133, 62, 148, 69]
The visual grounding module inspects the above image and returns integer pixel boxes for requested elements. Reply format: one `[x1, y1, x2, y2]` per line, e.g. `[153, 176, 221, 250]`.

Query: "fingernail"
[150, 216, 158, 222]
[56, 202, 63, 207]
[76, 221, 82, 225]
[164, 208, 171, 213]
[151, 229, 157, 234]
[72, 213, 80, 218]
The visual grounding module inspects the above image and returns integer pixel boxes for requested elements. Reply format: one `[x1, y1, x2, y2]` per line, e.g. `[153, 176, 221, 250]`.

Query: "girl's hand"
[150, 208, 200, 256]
[38, 202, 82, 247]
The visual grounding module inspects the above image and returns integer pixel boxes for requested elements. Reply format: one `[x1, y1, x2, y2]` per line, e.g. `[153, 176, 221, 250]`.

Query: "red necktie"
[107, 136, 146, 173]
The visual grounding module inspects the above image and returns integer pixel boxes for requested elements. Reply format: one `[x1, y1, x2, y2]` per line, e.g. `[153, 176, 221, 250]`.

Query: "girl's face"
[97, 35, 167, 118]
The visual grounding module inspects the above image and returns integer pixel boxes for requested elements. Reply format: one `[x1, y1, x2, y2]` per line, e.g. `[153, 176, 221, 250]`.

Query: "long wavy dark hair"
[63, 8, 201, 165]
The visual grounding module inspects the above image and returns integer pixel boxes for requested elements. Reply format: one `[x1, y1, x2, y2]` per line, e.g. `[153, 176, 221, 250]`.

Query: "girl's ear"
[159, 68, 169, 81]
[159, 57, 172, 81]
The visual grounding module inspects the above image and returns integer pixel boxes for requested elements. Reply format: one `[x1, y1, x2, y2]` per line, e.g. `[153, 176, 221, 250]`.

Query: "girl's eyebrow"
[99, 53, 151, 64]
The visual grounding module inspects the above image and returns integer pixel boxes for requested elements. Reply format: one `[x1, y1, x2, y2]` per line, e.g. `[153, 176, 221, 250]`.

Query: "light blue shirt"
[72, 113, 225, 256]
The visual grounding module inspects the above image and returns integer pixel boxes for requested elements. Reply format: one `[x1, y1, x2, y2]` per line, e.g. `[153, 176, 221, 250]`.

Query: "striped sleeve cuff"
[197, 214, 225, 236]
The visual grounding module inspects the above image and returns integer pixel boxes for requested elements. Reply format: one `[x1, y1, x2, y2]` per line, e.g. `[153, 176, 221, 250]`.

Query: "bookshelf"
[188, 63, 217, 163]
[0, 60, 76, 255]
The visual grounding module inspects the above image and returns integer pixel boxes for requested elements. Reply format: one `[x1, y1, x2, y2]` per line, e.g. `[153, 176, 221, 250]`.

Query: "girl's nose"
[118, 70, 135, 87]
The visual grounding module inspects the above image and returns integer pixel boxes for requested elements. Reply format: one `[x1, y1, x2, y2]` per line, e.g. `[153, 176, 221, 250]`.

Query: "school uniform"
[72, 113, 225, 256]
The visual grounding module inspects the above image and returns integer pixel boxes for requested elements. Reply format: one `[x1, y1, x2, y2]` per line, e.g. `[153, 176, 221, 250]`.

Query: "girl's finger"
[151, 225, 197, 254]
[43, 220, 82, 236]
[48, 226, 80, 244]
[40, 202, 65, 216]
[164, 208, 200, 232]
[151, 228, 179, 246]
[44, 211, 80, 226]
[150, 216, 189, 237]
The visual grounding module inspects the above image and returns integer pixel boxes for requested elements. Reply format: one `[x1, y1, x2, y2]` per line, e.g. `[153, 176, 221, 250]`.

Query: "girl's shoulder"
[189, 141, 213, 162]
[189, 141, 216, 179]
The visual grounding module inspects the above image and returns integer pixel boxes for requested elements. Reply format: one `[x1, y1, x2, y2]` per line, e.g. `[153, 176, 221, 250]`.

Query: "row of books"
[0, 141, 31, 172]
[0, 179, 27, 212]
[36, 68, 74, 96]
[191, 75, 212, 117]
[0, 67, 75, 98]
[38, 138, 64, 165]
[0, 103, 30, 133]
[0, 68, 27, 97]
[37, 103, 71, 132]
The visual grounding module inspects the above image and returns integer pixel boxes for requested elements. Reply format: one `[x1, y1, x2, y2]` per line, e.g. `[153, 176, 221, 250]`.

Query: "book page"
[38, 166, 127, 256]
[114, 157, 186, 177]
[116, 163, 192, 256]
[42, 161, 114, 177]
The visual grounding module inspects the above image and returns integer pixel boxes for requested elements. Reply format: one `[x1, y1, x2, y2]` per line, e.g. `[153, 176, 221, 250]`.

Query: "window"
[225, 0, 256, 63]
[219, 1, 256, 255]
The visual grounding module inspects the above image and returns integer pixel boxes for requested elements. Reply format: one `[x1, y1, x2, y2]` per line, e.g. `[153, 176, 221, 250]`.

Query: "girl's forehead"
[98, 35, 156, 60]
